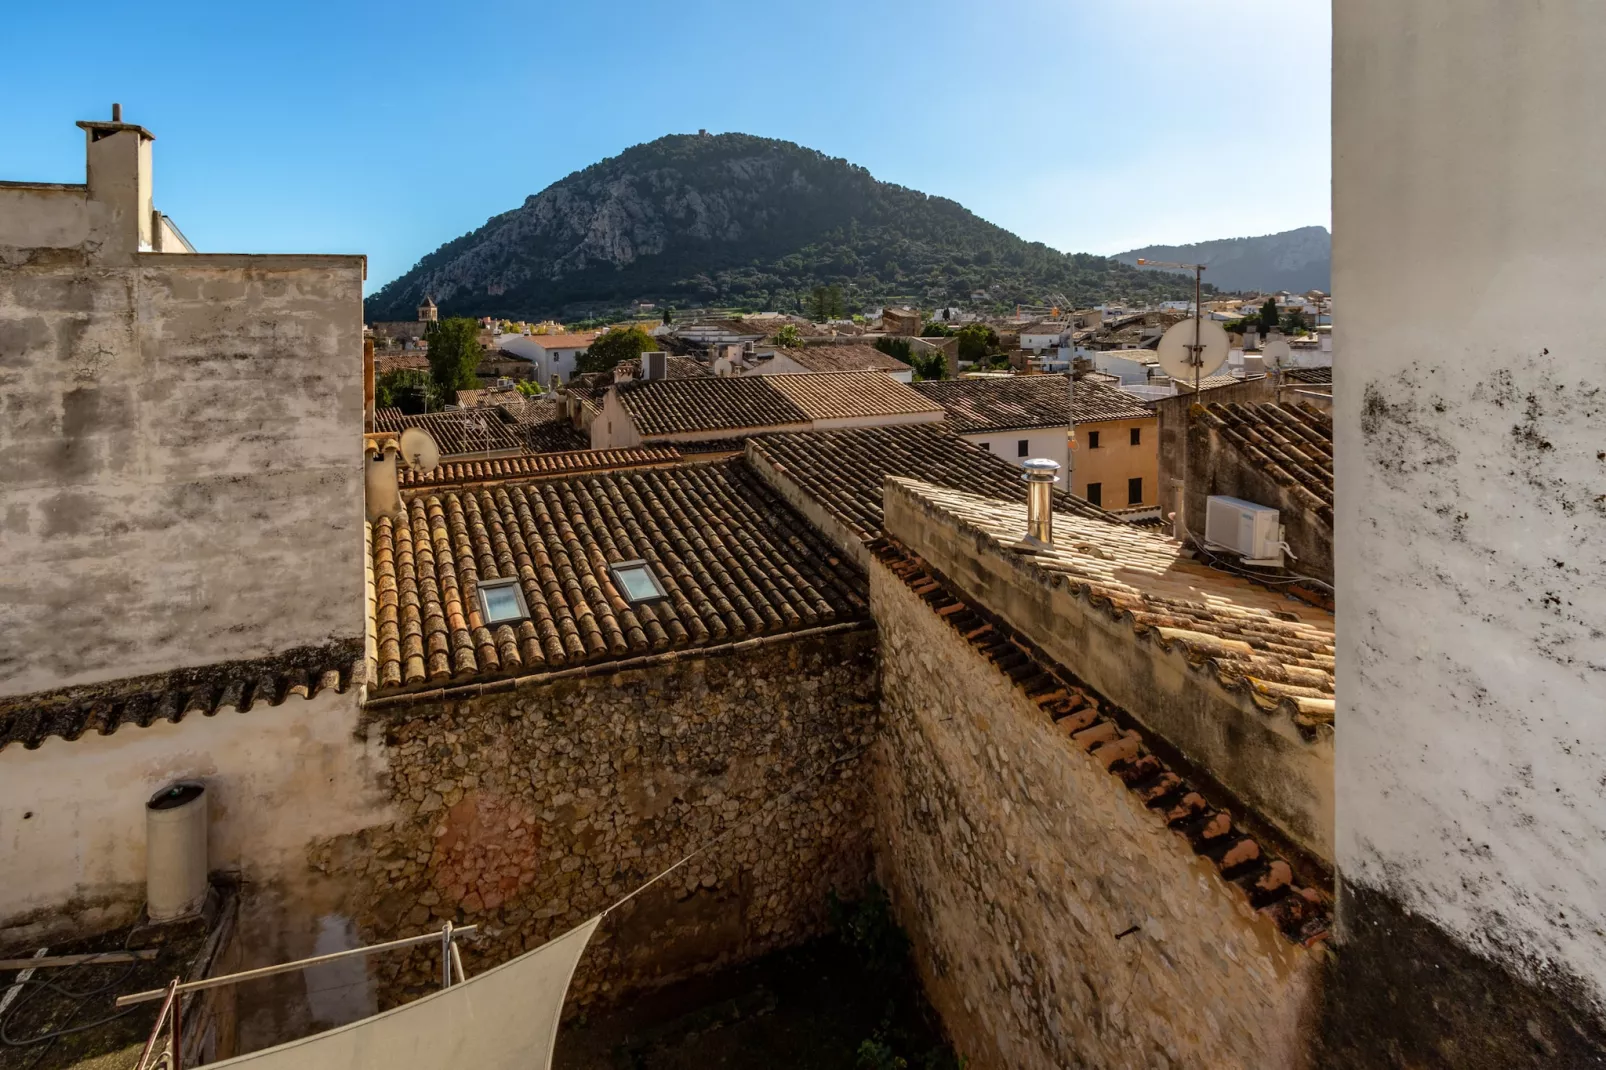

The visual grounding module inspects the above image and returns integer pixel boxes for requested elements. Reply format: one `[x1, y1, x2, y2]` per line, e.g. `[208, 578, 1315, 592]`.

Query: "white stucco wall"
[0, 689, 393, 937]
[1335, 0, 1606, 1005]
[962, 428, 1068, 485]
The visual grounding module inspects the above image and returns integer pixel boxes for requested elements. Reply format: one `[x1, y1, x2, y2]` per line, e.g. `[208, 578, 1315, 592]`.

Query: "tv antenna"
[1136, 259, 1224, 396]
[1261, 333, 1292, 385]
[1135, 258, 1224, 542]
[398, 427, 440, 473]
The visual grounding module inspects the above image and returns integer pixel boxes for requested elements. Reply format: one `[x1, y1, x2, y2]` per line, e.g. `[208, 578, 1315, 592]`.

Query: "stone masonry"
[869, 559, 1321, 1069]
[311, 627, 878, 1010]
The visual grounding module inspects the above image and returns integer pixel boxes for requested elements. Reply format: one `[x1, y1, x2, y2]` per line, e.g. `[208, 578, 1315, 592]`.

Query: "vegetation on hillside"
[366, 134, 1199, 323]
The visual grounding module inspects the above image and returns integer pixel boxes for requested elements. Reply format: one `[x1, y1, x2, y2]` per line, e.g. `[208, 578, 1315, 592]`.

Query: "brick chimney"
[76, 103, 156, 255]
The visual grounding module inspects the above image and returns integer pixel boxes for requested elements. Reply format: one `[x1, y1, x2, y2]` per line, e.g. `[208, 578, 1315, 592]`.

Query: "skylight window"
[609, 559, 667, 604]
[477, 579, 529, 624]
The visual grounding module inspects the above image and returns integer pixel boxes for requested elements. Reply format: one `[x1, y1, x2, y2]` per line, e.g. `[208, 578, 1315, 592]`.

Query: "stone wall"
[1186, 417, 1334, 586]
[869, 561, 1320, 1069]
[317, 627, 879, 1010]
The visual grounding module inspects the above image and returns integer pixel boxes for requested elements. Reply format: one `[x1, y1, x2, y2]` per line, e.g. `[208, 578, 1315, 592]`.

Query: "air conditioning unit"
[1205, 496, 1284, 563]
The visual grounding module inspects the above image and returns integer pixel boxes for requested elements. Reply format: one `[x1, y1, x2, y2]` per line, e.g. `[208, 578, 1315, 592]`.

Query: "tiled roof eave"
[362, 617, 873, 708]
[0, 640, 365, 752]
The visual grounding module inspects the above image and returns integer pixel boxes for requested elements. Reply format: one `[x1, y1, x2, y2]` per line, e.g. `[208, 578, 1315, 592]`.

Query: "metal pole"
[450, 941, 468, 985]
[117, 924, 479, 1007]
[135, 980, 178, 1070]
[172, 975, 184, 1070]
[441, 920, 454, 990]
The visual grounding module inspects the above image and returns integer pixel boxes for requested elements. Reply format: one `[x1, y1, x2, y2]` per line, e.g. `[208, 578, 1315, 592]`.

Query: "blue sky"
[4, 0, 1328, 295]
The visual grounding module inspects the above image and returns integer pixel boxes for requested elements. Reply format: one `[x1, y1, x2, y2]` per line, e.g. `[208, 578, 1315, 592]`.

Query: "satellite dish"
[1155, 316, 1229, 383]
[397, 427, 440, 472]
[1262, 336, 1292, 373]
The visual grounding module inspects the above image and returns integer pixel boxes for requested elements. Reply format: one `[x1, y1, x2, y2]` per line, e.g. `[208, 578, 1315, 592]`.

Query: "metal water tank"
[146, 782, 208, 922]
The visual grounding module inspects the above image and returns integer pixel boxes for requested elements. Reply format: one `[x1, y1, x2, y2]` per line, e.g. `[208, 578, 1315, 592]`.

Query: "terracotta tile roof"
[1283, 366, 1332, 385]
[374, 352, 429, 376]
[374, 408, 527, 457]
[747, 423, 1117, 545]
[871, 538, 1330, 946]
[773, 345, 911, 375]
[1199, 402, 1334, 523]
[397, 447, 682, 489]
[764, 372, 943, 422]
[1177, 373, 1259, 393]
[618, 376, 811, 436]
[885, 479, 1335, 731]
[0, 641, 364, 751]
[369, 459, 869, 693]
[913, 375, 1152, 433]
[523, 333, 598, 349]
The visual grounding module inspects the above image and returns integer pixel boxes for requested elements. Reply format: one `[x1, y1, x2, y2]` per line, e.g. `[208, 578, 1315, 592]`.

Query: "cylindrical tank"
[146, 782, 208, 922]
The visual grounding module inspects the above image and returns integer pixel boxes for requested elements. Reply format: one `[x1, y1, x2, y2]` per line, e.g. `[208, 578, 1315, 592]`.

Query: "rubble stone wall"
[316, 626, 878, 1010]
[869, 562, 1320, 1069]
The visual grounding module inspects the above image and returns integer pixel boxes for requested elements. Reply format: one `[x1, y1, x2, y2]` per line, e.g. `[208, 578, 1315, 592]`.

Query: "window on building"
[1017, 439, 1029, 457]
[1130, 426, 1142, 446]
[477, 579, 529, 625]
[1086, 482, 1102, 507]
[1087, 430, 1101, 449]
[1128, 477, 1143, 505]
[609, 559, 667, 604]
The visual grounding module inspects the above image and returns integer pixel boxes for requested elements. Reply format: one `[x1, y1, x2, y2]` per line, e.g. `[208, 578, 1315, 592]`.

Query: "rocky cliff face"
[1114, 226, 1332, 294]
[365, 133, 1194, 321]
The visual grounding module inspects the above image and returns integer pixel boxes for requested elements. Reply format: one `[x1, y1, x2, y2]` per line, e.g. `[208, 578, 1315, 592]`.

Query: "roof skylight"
[609, 559, 667, 604]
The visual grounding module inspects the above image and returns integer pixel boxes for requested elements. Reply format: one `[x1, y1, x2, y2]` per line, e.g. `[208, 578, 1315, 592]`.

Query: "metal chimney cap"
[1019, 458, 1062, 483]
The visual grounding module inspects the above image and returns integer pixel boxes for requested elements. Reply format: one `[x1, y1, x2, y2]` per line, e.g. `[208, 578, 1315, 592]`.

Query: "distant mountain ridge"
[1113, 226, 1330, 294]
[365, 133, 1197, 322]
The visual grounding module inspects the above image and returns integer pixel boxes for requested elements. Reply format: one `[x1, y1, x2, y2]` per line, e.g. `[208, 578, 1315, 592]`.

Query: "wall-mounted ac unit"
[1205, 496, 1283, 562]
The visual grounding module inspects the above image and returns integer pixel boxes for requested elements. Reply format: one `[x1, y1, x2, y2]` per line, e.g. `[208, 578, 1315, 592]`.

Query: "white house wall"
[1335, 0, 1606, 1009]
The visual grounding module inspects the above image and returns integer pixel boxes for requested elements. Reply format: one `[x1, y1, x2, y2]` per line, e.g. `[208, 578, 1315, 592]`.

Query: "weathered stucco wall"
[0, 253, 367, 696]
[870, 560, 1319, 1069]
[0, 689, 394, 950]
[1333, 0, 1606, 1059]
[321, 628, 878, 1011]
[882, 480, 1334, 863]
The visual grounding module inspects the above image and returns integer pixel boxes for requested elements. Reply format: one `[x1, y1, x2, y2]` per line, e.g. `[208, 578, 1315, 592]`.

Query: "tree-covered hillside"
[366, 134, 1197, 321]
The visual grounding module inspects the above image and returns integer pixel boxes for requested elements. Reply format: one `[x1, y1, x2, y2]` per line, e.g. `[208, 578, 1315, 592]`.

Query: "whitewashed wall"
[1335, 0, 1606, 1007]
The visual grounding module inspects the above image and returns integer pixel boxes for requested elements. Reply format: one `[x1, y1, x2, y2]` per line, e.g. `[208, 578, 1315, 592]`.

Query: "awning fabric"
[207, 917, 600, 1069]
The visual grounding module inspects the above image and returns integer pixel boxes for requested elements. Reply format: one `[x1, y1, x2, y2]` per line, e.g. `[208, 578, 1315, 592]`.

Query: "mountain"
[365, 133, 1197, 322]
[1113, 226, 1330, 294]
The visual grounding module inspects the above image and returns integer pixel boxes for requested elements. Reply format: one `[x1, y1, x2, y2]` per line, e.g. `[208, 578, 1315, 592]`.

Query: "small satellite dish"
[1155, 317, 1229, 383]
[397, 427, 440, 472]
[1261, 336, 1292, 373]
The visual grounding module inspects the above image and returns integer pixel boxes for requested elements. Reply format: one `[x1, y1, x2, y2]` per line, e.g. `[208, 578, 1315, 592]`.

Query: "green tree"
[809, 284, 844, 321]
[773, 323, 805, 347]
[875, 336, 913, 362]
[1259, 298, 1279, 333]
[910, 350, 948, 381]
[662, 306, 674, 324]
[921, 321, 952, 337]
[425, 318, 483, 401]
[1280, 309, 1311, 335]
[576, 325, 656, 374]
[955, 323, 998, 363]
[515, 378, 543, 397]
[375, 368, 437, 412]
